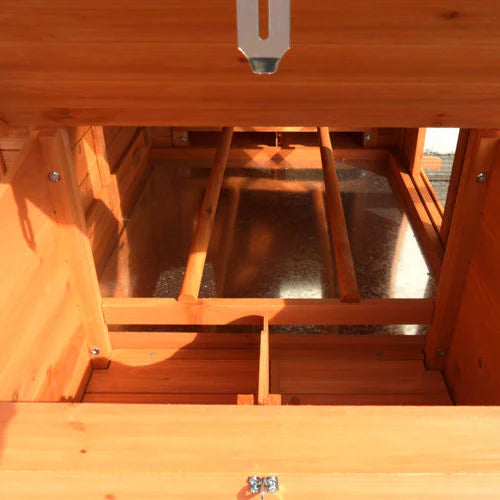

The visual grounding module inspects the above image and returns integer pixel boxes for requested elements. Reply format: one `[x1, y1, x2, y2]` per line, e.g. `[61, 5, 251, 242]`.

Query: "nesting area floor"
[84, 333, 452, 405]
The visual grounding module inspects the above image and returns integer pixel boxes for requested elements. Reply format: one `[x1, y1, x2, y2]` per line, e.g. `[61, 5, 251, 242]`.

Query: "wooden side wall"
[71, 126, 151, 275]
[0, 133, 90, 401]
[445, 154, 500, 404]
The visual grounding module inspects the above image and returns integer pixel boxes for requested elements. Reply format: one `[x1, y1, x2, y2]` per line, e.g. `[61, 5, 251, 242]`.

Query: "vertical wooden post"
[178, 127, 234, 302]
[317, 127, 360, 302]
[40, 128, 111, 368]
[258, 315, 270, 405]
[440, 129, 470, 246]
[425, 130, 500, 369]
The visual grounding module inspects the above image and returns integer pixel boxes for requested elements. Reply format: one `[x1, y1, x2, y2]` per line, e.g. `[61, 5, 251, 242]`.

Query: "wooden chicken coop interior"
[2, 124, 498, 408]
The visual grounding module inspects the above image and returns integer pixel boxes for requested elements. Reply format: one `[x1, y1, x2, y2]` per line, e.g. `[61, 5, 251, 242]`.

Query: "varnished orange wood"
[318, 127, 360, 302]
[2, 403, 500, 497]
[39, 128, 111, 368]
[178, 127, 234, 302]
[425, 130, 500, 368]
[102, 297, 435, 325]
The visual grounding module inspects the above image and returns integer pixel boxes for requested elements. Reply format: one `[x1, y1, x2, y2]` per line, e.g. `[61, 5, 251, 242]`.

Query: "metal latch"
[236, 0, 290, 74]
[248, 476, 279, 497]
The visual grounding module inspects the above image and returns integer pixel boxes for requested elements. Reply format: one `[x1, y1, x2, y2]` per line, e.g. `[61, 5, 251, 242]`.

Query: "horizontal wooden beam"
[151, 147, 389, 165]
[2, 403, 500, 497]
[102, 297, 434, 325]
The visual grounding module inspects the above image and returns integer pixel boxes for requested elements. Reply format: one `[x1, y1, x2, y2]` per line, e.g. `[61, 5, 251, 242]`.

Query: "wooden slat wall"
[2, 1, 500, 127]
[71, 126, 151, 275]
[445, 158, 500, 404]
[0, 135, 90, 401]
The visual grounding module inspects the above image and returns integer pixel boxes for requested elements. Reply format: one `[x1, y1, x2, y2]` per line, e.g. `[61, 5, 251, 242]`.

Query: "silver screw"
[264, 476, 279, 494]
[180, 135, 188, 143]
[476, 172, 487, 183]
[437, 348, 446, 356]
[91, 347, 100, 356]
[248, 476, 262, 494]
[48, 171, 61, 182]
[365, 134, 372, 141]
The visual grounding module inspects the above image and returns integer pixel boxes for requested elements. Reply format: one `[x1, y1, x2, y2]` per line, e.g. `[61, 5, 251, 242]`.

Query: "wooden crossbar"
[178, 126, 234, 302]
[102, 297, 434, 326]
[317, 127, 360, 302]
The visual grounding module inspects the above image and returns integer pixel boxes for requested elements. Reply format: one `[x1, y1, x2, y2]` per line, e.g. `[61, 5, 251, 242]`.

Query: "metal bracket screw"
[476, 172, 487, 183]
[365, 134, 372, 141]
[48, 171, 61, 182]
[91, 347, 100, 356]
[437, 348, 446, 356]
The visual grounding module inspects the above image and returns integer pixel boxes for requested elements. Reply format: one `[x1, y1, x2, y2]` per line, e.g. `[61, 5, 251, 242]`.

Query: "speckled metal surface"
[101, 156, 434, 335]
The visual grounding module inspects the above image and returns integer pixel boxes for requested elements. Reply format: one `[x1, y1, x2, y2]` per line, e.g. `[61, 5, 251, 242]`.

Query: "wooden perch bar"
[258, 316, 270, 405]
[317, 127, 360, 302]
[178, 127, 234, 302]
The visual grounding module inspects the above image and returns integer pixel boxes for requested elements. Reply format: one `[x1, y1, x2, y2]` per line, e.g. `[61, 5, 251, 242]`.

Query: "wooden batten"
[258, 316, 270, 405]
[102, 297, 434, 326]
[317, 127, 360, 302]
[388, 152, 443, 279]
[178, 127, 234, 302]
[39, 128, 111, 368]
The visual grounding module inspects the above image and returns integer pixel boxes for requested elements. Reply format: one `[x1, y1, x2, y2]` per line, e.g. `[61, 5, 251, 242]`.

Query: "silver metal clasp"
[236, 0, 290, 74]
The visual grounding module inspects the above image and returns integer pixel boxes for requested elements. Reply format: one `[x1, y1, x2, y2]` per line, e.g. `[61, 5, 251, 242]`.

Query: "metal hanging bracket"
[236, 0, 290, 74]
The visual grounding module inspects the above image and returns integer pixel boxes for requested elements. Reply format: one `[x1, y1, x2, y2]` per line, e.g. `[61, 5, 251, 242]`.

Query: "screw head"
[48, 171, 61, 182]
[180, 135, 188, 143]
[476, 172, 487, 183]
[365, 134, 372, 141]
[264, 476, 279, 494]
[248, 476, 262, 494]
[437, 348, 446, 356]
[91, 347, 100, 356]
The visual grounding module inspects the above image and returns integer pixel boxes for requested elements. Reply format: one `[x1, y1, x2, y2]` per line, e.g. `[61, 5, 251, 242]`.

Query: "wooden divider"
[317, 127, 360, 302]
[258, 316, 269, 405]
[102, 297, 434, 326]
[178, 127, 234, 302]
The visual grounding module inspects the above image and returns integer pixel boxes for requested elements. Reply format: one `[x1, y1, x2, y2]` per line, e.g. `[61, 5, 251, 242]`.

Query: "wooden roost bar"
[1, 1, 500, 497]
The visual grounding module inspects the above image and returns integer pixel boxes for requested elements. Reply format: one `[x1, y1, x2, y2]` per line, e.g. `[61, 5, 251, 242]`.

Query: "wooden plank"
[110, 331, 260, 350]
[151, 146, 389, 165]
[3, 470, 500, 498]
[5, 81, 500, 128]
[84, 393, 247, 404]
[39, 128, 111, 367]
[2, 404, 500, 482]
[102, 297, 435, 325]
[105, 127, 138, 172]
[425, 130, 500, 368]
[178, 127, 234, 302]
[276, 359, 449, 396]
[401, 128, 426, 175]
[86, 360, 258, 395]
[3, 1, 500, 45]
[440, 129, 470, 245]
[258, 316, 270, 405]
[281, 393, 452, 405]
[317, 127, 360, 302]
[3, 471, 500, 499]
[108, 348, 258, 363]
[388, 152, 443, 278]
[445, 270, 500, 404]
